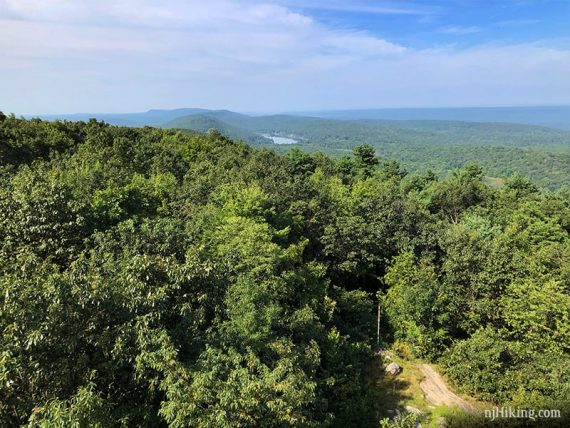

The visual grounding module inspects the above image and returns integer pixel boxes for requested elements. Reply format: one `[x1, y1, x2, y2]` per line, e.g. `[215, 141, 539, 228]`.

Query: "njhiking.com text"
[485, 406, 561, 421]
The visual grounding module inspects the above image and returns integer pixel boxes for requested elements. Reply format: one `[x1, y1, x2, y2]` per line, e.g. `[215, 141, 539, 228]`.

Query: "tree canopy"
[1, 116, 569, 426]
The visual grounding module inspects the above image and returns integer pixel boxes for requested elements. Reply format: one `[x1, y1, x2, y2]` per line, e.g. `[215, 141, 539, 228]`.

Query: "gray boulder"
[385, 362, 401, 375]
[405, 405, 423, 415]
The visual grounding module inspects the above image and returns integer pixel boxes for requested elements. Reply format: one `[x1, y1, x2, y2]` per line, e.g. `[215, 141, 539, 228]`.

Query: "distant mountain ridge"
[29, 106, 570, 152]
[290, 106, 570, 130]
[29, 105, 570, 130]
[34, 108, 211, 127]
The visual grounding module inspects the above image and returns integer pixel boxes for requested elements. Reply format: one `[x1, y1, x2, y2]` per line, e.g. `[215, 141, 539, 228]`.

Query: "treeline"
[0, 115, 569, 427]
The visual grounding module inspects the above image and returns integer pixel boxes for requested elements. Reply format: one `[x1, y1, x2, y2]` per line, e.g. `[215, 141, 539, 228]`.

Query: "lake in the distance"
[262, 134, 298, 144]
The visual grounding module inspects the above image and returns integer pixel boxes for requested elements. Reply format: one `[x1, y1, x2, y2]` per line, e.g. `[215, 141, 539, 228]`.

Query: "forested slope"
[164, 111, 570, 189]
[164, 114, 272, 146]
[1, 114, 569, 427]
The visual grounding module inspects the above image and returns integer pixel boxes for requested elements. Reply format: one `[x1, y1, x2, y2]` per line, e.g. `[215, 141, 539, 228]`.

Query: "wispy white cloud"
[494, 19, 541, 27]
[0, 0, 568, 113]
[276, 0, 435, 16]
[438, 25, 480, 35]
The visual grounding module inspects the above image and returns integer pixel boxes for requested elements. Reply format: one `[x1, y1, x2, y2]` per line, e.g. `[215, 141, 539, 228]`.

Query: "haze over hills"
[31, 105, 570, 130]
[36, 108, 212, 127]
[292, 106, 570, 130]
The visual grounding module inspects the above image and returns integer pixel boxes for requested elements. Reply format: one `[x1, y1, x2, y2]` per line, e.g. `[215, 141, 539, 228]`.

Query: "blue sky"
[1, 0, 569, 114]
[294, 1, 569, 48]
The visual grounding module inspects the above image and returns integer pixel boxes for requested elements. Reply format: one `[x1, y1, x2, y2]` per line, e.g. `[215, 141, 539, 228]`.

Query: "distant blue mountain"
[30, 108, 212, 127]
[29, 105, 570, 130]
[290, 106, 570, 130]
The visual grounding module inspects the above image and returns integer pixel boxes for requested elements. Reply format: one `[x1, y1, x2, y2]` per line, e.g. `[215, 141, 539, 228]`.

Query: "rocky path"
[419, 364, 477, 412]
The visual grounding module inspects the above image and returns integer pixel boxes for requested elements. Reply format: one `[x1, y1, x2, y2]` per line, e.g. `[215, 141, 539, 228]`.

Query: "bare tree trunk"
[377, 300, 381, 348]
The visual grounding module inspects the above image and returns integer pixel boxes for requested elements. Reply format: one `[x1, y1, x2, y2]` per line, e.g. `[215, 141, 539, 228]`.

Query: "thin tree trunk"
[377, 300, 381, 348]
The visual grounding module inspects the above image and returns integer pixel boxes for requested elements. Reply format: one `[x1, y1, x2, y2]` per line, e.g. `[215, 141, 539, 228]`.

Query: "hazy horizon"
[16, 104, 570, 118]
[2, 0, 570, 114]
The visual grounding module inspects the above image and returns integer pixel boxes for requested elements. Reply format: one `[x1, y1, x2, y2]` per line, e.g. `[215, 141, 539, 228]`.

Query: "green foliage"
[353, 144, 379, 178]
[379, 412, 422, 428]
[429, 165, 489, 223]
[27, 384, 113, 428]
[441, 327, 526, 402]
[1, 117, 569, 426]
[383, 252, 448, 357]
[440, 328, 570, 406]
[159, 344, 317, 428]
[501, 279, 570, 353]
[0, 165, 86, 266]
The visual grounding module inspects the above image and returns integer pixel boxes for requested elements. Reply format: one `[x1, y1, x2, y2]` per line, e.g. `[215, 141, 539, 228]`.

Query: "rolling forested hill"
[1, 115, 569, 427]
[164, 114, 272, 145]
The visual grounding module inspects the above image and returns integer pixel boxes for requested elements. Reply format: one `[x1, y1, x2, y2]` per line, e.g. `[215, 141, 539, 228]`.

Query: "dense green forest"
[1, 114, 569, 427]
[162, 111, 570, 190]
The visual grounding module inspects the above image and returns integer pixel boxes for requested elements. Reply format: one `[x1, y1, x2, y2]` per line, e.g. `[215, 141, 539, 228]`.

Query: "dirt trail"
[419, 364, 477, 412]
